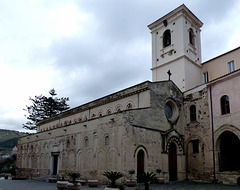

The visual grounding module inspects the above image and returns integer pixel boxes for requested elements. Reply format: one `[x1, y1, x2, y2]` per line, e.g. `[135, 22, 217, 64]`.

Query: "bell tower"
[148, 4, 203, 91]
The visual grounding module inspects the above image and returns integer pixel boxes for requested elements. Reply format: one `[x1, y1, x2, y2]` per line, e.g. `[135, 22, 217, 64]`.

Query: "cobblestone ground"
[0, 180, 239, 190]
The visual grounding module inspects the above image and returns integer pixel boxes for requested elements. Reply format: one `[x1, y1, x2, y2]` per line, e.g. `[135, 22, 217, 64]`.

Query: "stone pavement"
[0, 179, 239, 190]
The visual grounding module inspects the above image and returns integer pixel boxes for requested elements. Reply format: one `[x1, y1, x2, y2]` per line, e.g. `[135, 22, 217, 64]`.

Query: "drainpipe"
[58, 119, 61, 127]
[209, 86, 216, 182]
[137, 93, 140, 108]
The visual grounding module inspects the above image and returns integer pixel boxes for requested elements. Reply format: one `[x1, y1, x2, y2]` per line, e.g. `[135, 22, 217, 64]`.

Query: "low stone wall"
[16, 168, 50, 179]
[216, 172, 239, 185]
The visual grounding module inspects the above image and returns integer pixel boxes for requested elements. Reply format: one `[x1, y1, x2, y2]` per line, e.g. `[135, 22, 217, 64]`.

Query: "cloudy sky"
[1, 0, 240, 132]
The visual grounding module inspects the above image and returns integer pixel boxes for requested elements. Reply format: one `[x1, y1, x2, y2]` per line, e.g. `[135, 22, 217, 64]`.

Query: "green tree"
[0, 154, 16, 175]
[23, 89, 70, 130]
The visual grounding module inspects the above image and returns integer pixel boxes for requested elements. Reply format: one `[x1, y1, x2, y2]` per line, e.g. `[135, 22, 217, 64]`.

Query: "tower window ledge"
[188, 47, 197, 55]
[188, 43, 197, 50]
[160, 48, 175, 58]
[160, 44, 174, 53]
[219, 113, 231, 118]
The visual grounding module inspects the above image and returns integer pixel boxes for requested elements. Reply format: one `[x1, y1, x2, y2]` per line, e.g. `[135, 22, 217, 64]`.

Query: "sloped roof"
[148, 4, 203, 30]
[202, 46, 240, 65]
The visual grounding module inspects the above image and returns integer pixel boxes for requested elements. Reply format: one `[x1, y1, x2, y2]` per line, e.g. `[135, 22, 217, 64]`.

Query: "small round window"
[165, 99, 179, 124]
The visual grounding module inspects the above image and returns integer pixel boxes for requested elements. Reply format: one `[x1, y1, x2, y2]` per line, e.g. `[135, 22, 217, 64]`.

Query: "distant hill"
[0, 129, 27, 155]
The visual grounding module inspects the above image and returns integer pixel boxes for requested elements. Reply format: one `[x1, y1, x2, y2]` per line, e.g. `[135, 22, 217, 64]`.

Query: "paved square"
[0, 180, 239, 190]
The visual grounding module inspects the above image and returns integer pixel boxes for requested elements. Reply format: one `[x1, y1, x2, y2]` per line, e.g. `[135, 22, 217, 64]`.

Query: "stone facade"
[183, 85, 213, 180]
[17, 81, 186, 182]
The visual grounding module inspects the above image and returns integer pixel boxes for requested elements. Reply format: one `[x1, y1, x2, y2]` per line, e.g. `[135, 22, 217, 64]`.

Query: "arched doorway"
[51, 153, 59, 175]
[219, 131, 240, 171]
[137, 150, 144, 182]
[169, 143, 177, 181]
[185, 137, 205, 180]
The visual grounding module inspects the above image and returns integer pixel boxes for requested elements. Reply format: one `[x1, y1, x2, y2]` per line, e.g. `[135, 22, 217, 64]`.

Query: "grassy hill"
[0, 129, 27, 155]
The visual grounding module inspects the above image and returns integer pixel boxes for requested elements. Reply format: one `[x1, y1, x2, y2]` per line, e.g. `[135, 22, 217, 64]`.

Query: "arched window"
[85, 137, 89, 147]
[126, 103, 133, 110]
[66, 140, 70, 148]
[163, 29, 171, 47]
[191, 140, 199, 153]
[107, 109, 112, 115]
[115, 105, 122, 112]
[164, 99, 179, 124]
[105, 136, 110, 146]
[93, 133, 98, 148]
[189, 28, 195, 46]
[221, 95, 230, 115]
[83, 116, 88, 121]
[190, 105, 196, 122]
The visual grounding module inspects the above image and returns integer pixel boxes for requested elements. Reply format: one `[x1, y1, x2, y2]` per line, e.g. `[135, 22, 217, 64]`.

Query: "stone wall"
[37, 81, 151, 132]
[17, 110, 168, 182]
[17, 81, 187, 183]
[184, 87, 213, 181]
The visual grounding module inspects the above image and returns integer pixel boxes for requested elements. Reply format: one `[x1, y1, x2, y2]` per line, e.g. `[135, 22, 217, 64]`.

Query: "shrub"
[128, 169, 135, 175]
[138, 172, 156, 190]
[156, 169, 161, 174]
[60, 173, 67, 181]
[68, 172, 80, 183]
[156, 169, 161, 177]
[128, 169, 135, 180]
[103, 171, 124, 188]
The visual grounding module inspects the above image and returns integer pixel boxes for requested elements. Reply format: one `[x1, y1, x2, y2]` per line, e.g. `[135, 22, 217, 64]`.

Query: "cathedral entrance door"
[52, 154, 59, 176]
[169, 143, 177, 181]
[137, 150, 144, 182]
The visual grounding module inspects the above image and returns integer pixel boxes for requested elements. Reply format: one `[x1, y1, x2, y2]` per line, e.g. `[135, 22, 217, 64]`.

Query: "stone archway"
[165, 134, 185, 181]
[168, 143, 177, 181]
[134, 145, 149, 182]
[185, 136, 205, 179]
[137, 150, 144, 174]
[137, 149, 145, 182]
[51, 153, 59, 175]
[218, 131, 240, 171]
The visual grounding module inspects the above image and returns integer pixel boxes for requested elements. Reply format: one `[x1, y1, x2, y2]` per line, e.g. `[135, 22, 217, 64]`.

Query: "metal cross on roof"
[167, 70, 172, 80]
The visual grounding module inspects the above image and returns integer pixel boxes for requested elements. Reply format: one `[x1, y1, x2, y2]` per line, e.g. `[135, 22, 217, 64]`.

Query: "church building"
[16, 4, 240, 185]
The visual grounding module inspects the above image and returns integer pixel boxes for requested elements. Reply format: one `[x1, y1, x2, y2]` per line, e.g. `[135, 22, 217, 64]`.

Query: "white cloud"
[40, 3, 95, 39]
[227, 3, 240, 50]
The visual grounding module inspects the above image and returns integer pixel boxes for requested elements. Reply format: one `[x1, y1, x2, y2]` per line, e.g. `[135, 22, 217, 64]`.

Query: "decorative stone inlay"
[166, 136, 183, 152]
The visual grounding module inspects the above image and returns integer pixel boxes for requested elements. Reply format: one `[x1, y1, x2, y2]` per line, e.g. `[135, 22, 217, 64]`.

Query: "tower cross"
[167, 70, 172, 80]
